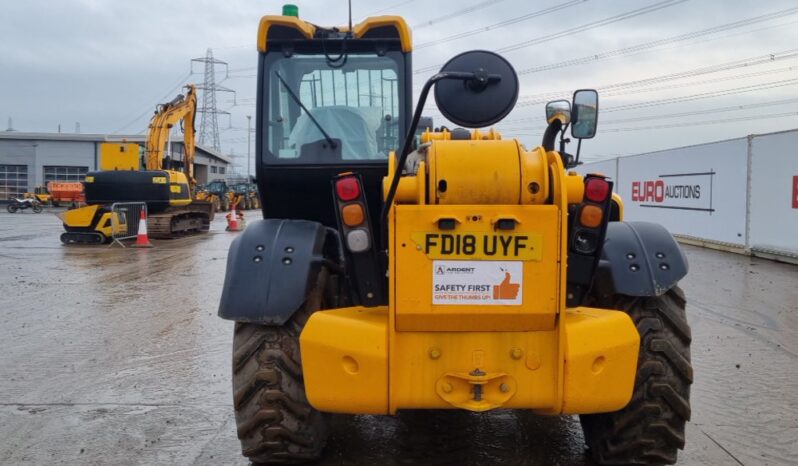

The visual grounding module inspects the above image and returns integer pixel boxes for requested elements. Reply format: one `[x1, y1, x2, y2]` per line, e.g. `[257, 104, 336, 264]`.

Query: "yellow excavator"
[60, 85, 214, 244]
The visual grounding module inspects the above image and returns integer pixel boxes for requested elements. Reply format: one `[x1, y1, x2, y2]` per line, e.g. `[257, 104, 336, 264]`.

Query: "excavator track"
[147, 201, 215, 239]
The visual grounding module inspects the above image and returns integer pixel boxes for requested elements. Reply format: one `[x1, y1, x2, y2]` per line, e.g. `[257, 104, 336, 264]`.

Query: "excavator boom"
[145, 85, 197, 183]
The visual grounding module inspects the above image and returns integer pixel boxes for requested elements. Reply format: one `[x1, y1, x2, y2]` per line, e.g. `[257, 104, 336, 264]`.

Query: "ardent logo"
[437, 266, 475, 275]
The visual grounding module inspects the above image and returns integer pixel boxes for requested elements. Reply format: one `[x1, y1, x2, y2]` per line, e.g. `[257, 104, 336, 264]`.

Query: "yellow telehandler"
[218, 7, 691, 465]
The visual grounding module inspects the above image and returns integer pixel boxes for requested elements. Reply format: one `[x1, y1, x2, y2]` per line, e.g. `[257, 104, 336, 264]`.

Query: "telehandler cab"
[219, 8, 692, 465]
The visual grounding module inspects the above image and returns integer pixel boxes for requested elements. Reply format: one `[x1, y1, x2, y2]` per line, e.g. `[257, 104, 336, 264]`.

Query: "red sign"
[793, 176, 798, 209]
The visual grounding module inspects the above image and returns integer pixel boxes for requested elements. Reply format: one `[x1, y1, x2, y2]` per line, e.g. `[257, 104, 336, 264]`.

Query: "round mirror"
[434, 50, 519, 128]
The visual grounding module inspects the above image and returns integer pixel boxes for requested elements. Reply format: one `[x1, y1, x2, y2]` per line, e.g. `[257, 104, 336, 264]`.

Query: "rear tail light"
[342, 203, 365, 226]
[346, 229, 370, 252]
[572, 229, 599, 254]
[336, 177, 360, 201]
[332, 172, 384, 305]
[585, 177, 610, 202]
[579, 205, 603, 228]
[567, 175, 615, 307]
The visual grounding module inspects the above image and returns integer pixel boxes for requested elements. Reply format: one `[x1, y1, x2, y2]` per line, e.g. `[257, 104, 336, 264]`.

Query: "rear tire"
[232, 270, 329, 464]
[580, 286, 692, 465]
[7, 204, 17, 213]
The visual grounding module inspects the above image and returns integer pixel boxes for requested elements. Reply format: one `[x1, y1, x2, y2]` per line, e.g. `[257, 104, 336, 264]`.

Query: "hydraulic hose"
[541, 119, 563, 152]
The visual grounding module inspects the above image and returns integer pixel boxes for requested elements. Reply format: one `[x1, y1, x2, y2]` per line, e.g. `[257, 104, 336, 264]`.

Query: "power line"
[511, 5, 798, 77]
[414, 0, 690, 74]
[602, 65, 798, 98]
[603, 77, 798, 112]
[506, 61, 798, 122]
[422, 58, 798, 119]
[412, 14, 798, 92]
[415, 0, 586, 49]
[111, 71, 193, 134]
[600, 111, 798, 133]
[503, 78, 798, 138]
[505, 110, 798, 137]
[365, 0, 417, 16]
[603, 98, 798, 125]
[412, 0, 508, 29]
[513, 48, 798, 107]
[498, 74, 798, 132]
[499, 97, 798, 131]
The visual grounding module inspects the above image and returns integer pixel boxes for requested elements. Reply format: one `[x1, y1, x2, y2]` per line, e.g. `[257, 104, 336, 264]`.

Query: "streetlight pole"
[246, 115, 252, 181]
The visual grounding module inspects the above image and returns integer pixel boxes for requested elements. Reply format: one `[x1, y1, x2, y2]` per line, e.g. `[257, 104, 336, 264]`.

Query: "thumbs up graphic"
[493, 272, 520, 300]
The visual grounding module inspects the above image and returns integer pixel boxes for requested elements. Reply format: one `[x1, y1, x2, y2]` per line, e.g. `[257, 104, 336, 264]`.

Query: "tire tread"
[231, 272, 328, 464]
[581, 286, 692, 465]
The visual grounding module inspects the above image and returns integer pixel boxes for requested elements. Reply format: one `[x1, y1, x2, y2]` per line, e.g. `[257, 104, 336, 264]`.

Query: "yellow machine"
[218, 8, 692, 466]
[58, 204, 128, 243]
[227, 182, 260, 210]
[193, 187, 219, 211]
[194, 179, 229, 213]
[60, 85, 213, 243]
[23, 187, 51, 204]
[98, 142, 140, 171]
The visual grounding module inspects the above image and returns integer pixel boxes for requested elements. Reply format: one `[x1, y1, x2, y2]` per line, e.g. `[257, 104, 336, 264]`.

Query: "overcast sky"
[2, 0, 797, 170]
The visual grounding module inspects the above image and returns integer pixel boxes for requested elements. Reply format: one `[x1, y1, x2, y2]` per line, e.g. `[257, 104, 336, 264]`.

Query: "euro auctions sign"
[631, 170, 715, 213]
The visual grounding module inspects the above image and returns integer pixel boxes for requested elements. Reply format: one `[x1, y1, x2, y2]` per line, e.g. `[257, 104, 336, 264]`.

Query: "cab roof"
[257, 15, 412, 53]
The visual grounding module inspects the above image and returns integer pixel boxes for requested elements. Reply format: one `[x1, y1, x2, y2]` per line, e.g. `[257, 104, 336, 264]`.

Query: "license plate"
[410, 232, 543, 261]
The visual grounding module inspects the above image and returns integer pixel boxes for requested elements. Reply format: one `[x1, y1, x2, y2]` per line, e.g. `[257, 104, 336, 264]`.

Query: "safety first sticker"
[432, 260, 522, 306]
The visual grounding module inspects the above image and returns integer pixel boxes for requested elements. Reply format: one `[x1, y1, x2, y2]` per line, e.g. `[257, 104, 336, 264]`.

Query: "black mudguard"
[595, 221, 688, 297]
[218, 219, 328, 324]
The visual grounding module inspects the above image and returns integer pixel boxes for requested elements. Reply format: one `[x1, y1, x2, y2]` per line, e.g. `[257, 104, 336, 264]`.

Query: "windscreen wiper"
[274, 71, 337, 149]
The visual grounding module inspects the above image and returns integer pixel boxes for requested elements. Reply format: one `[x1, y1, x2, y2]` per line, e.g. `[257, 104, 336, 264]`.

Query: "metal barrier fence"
[110, 202, 146, 247]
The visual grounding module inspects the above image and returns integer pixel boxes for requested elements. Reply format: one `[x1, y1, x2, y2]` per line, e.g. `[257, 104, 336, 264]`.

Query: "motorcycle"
[6, 198, 43, 213]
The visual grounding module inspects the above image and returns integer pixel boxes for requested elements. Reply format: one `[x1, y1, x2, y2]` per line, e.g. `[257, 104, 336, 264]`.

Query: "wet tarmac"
[0, 209, 796, 465]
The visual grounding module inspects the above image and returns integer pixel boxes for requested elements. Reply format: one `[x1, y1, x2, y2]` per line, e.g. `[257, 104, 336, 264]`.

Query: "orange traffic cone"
[131, 209, 154, 248]
[226, 203, 239, 231]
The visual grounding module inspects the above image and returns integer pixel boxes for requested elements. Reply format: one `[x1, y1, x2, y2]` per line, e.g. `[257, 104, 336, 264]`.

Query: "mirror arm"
[541, 119, 563, 152]
[558, 128, 569, 154]
[380, 70, 497, 229]
[571, 138, 583, 168]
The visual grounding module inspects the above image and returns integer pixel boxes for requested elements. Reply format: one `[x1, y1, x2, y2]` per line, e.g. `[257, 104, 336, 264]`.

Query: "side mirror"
[545, 100, 571, 125]
[434, 50, 519, 128]
[571, 89, 598, 139]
